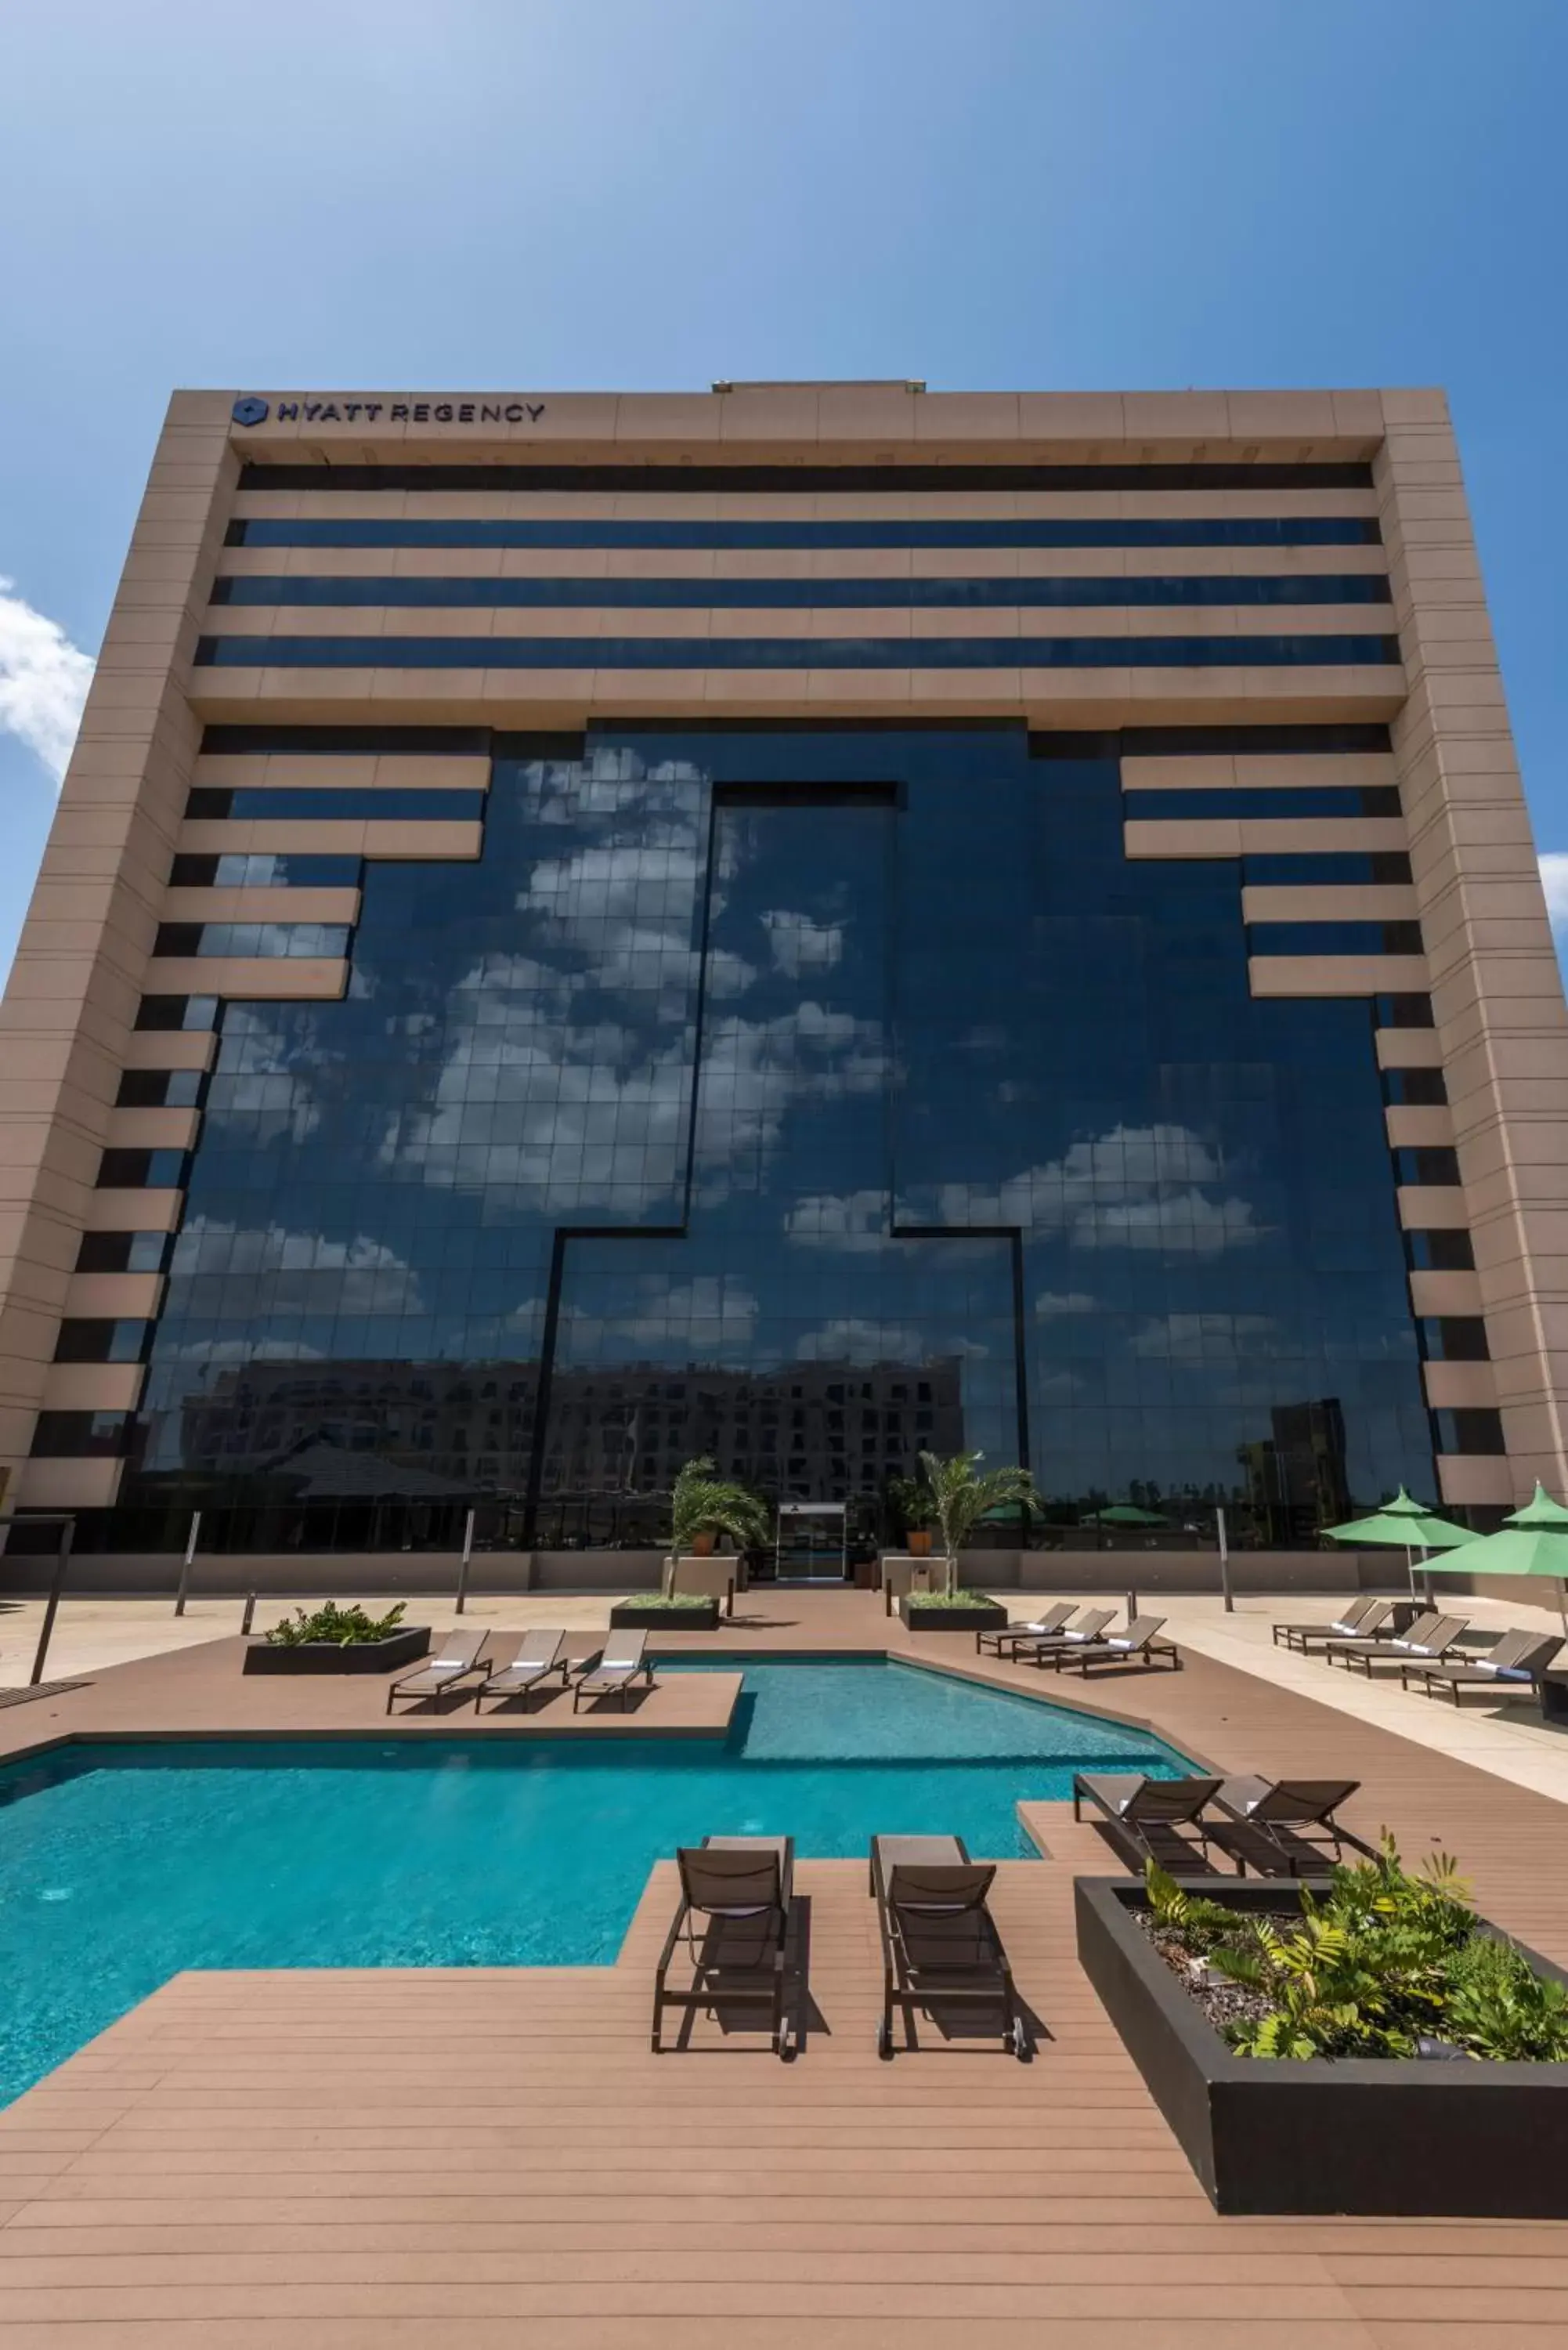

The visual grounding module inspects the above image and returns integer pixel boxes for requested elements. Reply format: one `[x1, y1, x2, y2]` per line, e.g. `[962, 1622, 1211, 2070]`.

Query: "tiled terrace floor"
[2, 1591, 1568, 2343]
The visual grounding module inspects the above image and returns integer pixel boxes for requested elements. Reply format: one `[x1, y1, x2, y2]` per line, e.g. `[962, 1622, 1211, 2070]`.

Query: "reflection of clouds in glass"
[784, 1188, 892, 1253]
[206, 1007, 325, 1144]
[1129, 1312, 1278, 1360]
[172, 1217, 426, 1315]
[1035, 1290, 1099, 1318]
[762, 909, 843, 978]
[166, 1336, 326, 1366]
[902, 1124, 1266, 1256]
[795, 1317, 927, 1365]
[515, 1274, 759, 1364]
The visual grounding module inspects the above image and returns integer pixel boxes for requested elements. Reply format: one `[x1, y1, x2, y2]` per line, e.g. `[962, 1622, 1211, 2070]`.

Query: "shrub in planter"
[245, 1602, 429, 1676]
[900, 1589, 1008, 1631]
[266, 1601, 408, 1647]
[610, 1593, 721, 1629]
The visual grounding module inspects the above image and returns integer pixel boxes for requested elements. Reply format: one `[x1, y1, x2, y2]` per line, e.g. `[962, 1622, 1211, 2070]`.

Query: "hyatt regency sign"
[231, 396, 547, 427]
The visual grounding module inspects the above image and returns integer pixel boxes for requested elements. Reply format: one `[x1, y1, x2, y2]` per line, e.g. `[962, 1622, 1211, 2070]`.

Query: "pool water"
[0, 1655, 1188, 2105]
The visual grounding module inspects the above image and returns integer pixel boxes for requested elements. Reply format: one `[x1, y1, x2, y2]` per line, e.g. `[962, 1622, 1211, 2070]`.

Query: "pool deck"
[3, 1588, 1568, 2343]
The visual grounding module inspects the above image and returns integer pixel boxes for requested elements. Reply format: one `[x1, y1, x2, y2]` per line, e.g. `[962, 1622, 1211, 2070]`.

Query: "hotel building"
[1, 381, 1563, 1556]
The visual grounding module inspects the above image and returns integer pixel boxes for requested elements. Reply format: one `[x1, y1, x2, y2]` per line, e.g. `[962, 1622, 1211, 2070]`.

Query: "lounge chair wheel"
[876, 2018, 893, 2060]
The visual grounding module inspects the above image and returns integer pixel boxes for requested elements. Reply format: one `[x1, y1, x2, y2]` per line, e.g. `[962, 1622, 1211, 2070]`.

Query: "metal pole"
[455, 1508, 475, 1614]
[29, 1520, 74, 1687]
[1216, 1506, 1234, 1613]
[1125, 1589, 1138, 1624]
[240, 1590, 257, 1638]
[174, 1509, 201, 1615]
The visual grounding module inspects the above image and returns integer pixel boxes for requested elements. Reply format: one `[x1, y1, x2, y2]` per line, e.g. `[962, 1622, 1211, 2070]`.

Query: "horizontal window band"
[116, 1069, 204, 1109]
[52, 1318, 152, 1365]
[226, 517, 1383, 551]
[1418, 1316, 1490, 1362]
[28, 1410, 132, 1459]
[186, 788, 487, 820]
[1247, 920, 1424, 955]
[237, 461, 1378, 494]
[1125, 786, 1404, 819]
[1381, 1066, 1448, 1105]
[210, 572, 1394, 611]
[1403, 1228, 1475, 1271]
[169, 853, 364, 887]
[75, 1231, 172, 1275]
[190, 721, 1393, 759]
[1242, 852, 1412, 884]
[1375, 992, 1435, 1029]
[153, 922, 353, 959]
[133, 996, 219, 1032]
[1036, 724, 1392, 757]
[199, 725, 502, 755]
[96, 1148, 190, 1190]
[1393, 1147, 1462, 1187]
[1432, 1406, 1505, 1455]
[194, 633, 1402, 670]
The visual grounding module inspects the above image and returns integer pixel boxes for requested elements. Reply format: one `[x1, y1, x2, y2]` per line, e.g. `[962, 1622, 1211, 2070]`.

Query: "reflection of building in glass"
[9, 385, 1560, 1554]
[1238, 1399, 1353, 1534]
[176, 1356, 965, 1502]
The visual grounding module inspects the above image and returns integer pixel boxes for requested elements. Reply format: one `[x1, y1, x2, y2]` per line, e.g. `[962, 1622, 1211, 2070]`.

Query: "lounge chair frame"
[1327, 1614, 1467, 1679]
[652, 1836, 796, 2059]
[1272, 1596, 1393, 1654]
[1399, 1632, 1563, 1705]
[871, 1835, 1028, 2063]
[1052, 1616, 1181, 1674]
[974, 1602, 1076, 1658]
[474, 1631, 573, 1712]
[1071, 1773, 1223, 1871]
[1207, 1775, 1378, 1877]
[572, 1632, 657, 1711]
[385, 1630, 490, 1713]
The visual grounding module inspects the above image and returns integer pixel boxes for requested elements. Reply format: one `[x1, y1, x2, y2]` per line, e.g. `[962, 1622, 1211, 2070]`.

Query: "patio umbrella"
[1079, 1503, 1170, 1528]
[1321, 1485, 1470, 1596]
[1421, 1483, 1568, 1635]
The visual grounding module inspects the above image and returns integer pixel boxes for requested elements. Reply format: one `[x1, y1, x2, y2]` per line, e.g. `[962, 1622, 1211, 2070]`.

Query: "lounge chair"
[1318, 1607, 1439, 1665]
[975, 1601, 1075, 1658]
[385, 1627, 489, 1713]
[1052, 1614, 1180, 1673]
[1400, 1630, 1564, 1705]
[1272, 1596, 1392, 1654]
[870, 1835, 1028, 2062]
[1327, 1612, 1468, 1678]
[1205, 1776, 1378, 1877]
[1013, 1608, 1117, 1667]
[572, 1627, 657, 1710]
[652, 1836, 796, 2058]
[474, 1629, 572, 1711]
[1071, 1773, 1223, 1870]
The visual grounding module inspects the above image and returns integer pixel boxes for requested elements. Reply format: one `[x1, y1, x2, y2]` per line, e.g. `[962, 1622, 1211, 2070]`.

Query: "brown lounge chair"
[1273, 1595, 1393, 1654]
[1327, 1612, 1468, 1678]
[1206, 1776, 1378, 1877]
[870, 1835, 1028, 2062]
[1071, 1773, 1224, 1870]
[572, 1627, 656, 1710]
[1052, 1614, 1180, 1674]
[474, 1629, 572, 1711]
[975, 1601, 1075, 1658]
[1013, 1608, 1118, 1668]
[1400, 1629, 1564, 1705]
[385, 1627, 489, 1713]
[653, 1836, 796, 2058]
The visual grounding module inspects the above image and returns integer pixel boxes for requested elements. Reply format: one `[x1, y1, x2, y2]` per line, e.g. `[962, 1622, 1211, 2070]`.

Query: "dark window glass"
[96, 1149, 189, 1190]
[75, 1231, 171, 1274]
[184, 787, 486, 822]
[1433, 1408, 1506, 1455]
[195, 632, 1401, 671]
[238, 461, 1377, 494]
[116, 1069, 204, 1109]
[102, 722, 1440, 1557]
[1418, 1317, 1490, 1362]
[53, 1318, 150, 1364]
[154, 922, 351, 960]
[1393, 1148, 1462, 1187]
[170, 851, 363, 887]
[1044, 725, 1392, 757]
[1126, 786, 1404, 820]
[226, 515, 1384, 551]
[1375, 992, 1436, 1029]
[1381, 1067, 1447, 1106]
[30, 1410, 132, 1459]
[1248, 921, 1423, 956]
[134, 996, 219, 1032]
[1403, 1227, 1475, 1271]
[211, 571, 1395, 611]
[1243, 853, 1412, 884]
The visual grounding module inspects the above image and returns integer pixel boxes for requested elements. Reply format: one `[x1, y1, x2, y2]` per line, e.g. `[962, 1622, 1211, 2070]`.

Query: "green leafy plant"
[1443, 1933, 1568, 2061]
[265, 1600, 407, 1647]
[618, 1592, 719, 1612]
[1144, 1860, 1250, 1955]
[917, 1448, 1039, 1596]
[667, 1457, 770, 1585]
[887, 1473, 937, 1534]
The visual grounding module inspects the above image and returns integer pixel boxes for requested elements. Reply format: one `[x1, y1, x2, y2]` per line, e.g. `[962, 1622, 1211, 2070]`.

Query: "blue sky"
[2, 0, 1566, 977]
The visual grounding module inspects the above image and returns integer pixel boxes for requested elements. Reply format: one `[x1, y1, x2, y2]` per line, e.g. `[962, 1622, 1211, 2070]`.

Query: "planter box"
[1075, 1875, 1568, 2216]
[609, 1599, 721, 1631]
[899, 1597, 1010, 1632]
[243, 1627, 430, 1676]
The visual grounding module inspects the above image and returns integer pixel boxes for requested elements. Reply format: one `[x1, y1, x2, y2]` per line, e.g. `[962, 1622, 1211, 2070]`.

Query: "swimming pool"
[0, 1654, 1189, 2105]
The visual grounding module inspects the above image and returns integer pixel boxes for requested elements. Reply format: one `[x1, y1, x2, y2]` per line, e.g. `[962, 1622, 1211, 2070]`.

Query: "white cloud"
[1035, 1290, 1099, 1318]
[172, 1217, 426, 1316]
[762, 908, 843, 978]
[795, 1316, 928, 1364]
[511, 1274, 759, 1364]
[1540, 853, 1568, 932]
[900, 1123, 1266, 1256]
[785, 1188, 893, 1253]
[1129, 1311, 1278, 1359]
[0, 577, 94, 782]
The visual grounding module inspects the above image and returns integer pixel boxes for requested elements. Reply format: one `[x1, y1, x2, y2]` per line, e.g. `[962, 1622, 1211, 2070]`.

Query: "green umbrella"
[1080, 1503, 1170, 1528]
[1422, 1483, 1568, 1634]
[1321, 1485, 1469, 1596]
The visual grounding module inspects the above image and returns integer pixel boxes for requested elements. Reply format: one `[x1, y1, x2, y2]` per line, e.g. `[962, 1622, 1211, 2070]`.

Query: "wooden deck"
[2, 1590, 1568, 2342]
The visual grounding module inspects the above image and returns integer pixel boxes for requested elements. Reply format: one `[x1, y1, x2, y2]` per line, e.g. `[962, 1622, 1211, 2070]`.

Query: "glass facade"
[195, 633, 1400, 670]
[210, 573, 1395, 610]
[99, 724, 1439, 1553]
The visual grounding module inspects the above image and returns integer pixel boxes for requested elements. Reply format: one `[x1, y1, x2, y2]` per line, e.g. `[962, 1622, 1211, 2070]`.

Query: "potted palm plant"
[900, 1450, 1039, 1629]
[887, 1473, 937, 1557]
[611, 1458, 773, 1628]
